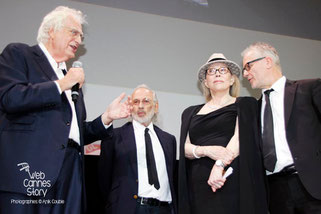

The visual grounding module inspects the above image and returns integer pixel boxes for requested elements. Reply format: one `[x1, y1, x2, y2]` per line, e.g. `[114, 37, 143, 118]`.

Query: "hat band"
[208, 58, 226, 63]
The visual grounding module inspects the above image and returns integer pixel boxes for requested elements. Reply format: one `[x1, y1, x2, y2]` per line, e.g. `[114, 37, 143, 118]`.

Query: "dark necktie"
[61, 69, 67, 76]
[144, 128, 160, 190]
[262, 89, 277, 172]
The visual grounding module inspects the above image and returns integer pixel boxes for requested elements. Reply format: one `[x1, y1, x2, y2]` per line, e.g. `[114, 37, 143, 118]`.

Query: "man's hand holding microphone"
[57, 61, 84, 99]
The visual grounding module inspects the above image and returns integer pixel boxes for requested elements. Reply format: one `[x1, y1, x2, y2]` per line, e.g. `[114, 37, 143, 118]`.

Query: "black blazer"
[0, 43, 110, 194]
[260, 79, 321, 199]
[99, 122, 177, 214]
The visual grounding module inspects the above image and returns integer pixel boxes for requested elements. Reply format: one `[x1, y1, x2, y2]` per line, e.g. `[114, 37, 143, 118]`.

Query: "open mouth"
[70, 44, 78, 52]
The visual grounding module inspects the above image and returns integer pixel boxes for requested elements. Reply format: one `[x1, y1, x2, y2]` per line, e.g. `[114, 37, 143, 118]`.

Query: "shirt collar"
[133, 119, 154, 133]
[38, 43, 66, 70]
[262, 76, 286, 95]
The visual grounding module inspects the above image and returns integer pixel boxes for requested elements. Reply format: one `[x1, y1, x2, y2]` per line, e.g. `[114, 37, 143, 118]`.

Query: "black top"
[188, 104, 239, 213]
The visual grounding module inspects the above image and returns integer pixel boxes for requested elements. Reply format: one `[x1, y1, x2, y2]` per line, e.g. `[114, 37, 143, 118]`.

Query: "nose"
[75, 35, 82, 44]
[138, 102, 144, 108]
[243, 70, 249, 77]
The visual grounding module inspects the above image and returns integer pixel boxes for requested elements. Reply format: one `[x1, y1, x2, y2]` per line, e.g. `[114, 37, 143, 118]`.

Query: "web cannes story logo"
[17, 162, 51, 197]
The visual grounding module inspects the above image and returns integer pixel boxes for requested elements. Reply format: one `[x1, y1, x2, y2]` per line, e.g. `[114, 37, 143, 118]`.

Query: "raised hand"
[101, 93, 132, 125]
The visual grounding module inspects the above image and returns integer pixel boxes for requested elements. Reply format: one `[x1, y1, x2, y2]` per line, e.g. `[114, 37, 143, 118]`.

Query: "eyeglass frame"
[206, 67, 230, 76]
[64, 27, 85, 41]
[242, 57, 266, 73]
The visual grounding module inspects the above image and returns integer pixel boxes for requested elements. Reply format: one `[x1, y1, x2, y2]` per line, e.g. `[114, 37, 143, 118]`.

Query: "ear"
[265, 56, 273, 69]
[154, 102, 159, 114]
[48, 27, 55, 40]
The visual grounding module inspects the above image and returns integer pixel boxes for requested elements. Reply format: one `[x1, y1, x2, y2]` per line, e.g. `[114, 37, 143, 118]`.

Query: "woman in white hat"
[178, 53, 268, 214]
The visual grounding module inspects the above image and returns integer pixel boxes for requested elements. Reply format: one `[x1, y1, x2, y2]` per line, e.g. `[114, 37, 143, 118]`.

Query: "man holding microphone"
[0, 6, 130, 214]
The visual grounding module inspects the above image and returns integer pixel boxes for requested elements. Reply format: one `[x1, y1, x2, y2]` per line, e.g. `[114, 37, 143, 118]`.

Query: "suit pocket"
[3, 114, 36, 131]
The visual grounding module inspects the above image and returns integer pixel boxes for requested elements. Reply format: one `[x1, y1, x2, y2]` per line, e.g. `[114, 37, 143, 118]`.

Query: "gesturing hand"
[102, 93, 132, 125]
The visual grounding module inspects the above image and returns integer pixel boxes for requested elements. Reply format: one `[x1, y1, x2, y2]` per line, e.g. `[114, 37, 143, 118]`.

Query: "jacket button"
[136, 179, 138, 183]
[61, 144, 66, 149]
[133, 195, 138, 199]
[66, 122, 70, 126]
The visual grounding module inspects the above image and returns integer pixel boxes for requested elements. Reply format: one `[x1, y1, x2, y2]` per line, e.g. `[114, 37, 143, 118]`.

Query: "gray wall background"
[1, 0, 321, 156]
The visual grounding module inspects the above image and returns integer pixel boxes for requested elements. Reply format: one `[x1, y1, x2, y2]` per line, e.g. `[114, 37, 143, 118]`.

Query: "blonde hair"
[201, 74, 240, 102]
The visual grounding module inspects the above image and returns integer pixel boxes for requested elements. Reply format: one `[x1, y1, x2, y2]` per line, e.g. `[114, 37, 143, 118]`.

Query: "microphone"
[71, 61, 82, 102]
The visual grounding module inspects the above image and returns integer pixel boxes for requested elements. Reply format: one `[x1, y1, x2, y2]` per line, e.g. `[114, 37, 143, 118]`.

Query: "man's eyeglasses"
[132, 98, 152, 106]
[65, 27, 84, 41]
[243, 57, 265, 72]
[206, 67, 229, 76]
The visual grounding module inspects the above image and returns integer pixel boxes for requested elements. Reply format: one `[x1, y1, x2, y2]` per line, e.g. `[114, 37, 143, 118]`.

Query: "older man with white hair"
[99, 84, 177, 214]
[0, 6, 130, 214]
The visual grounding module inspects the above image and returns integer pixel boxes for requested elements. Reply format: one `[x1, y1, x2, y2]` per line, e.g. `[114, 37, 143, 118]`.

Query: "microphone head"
[72, 61, 82, 68]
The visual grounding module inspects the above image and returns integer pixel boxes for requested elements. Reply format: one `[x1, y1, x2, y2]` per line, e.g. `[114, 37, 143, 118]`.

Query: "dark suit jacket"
[0, 43, 110, 195]
[98, 122, 177, 214]
[260, 78, 321, 199]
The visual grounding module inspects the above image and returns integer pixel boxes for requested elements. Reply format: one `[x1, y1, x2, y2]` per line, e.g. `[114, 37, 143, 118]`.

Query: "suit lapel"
[258, 96, 262, 110]
[74, 89, 85, 142]
[31, 45, 58, 81]
[284, 80, 297, 129]
[154, 126, 173, 176]
[31, 45, 73, 138]
[257, 96, 263, 149]
[122, 123, 138, 179]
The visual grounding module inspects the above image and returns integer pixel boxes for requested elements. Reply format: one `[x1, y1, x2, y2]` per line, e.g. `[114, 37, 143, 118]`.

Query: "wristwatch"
[215, 160, 225, 168]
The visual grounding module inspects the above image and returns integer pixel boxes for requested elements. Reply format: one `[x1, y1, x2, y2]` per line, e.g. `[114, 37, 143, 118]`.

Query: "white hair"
[37, 6, 87, 44]
[133, 84, 158, 103]
[241, 42, 281, 68]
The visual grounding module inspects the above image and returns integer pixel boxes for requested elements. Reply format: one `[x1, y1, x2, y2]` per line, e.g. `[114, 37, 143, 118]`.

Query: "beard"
[132, 108, 155, 125]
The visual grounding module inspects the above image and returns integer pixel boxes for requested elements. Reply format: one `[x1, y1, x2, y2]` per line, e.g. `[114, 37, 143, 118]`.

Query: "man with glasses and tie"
[241, 42, 321, 214]
[99, 84, 177, 214]
[0, 6, 131, 214]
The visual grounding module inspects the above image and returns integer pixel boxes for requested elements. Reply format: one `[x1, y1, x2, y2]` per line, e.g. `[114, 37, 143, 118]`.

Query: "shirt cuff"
[101, 116, 112, 129]
[54, 81, 62, 94]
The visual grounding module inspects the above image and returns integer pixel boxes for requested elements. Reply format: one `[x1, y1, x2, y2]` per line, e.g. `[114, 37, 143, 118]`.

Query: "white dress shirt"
[39, 43, 80, 144]
[133, 120, 172, 202]
[261, 76, 294, 174]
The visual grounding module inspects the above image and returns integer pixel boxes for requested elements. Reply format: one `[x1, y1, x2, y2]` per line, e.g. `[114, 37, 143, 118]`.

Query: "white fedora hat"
[198, 53, 241, 82]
